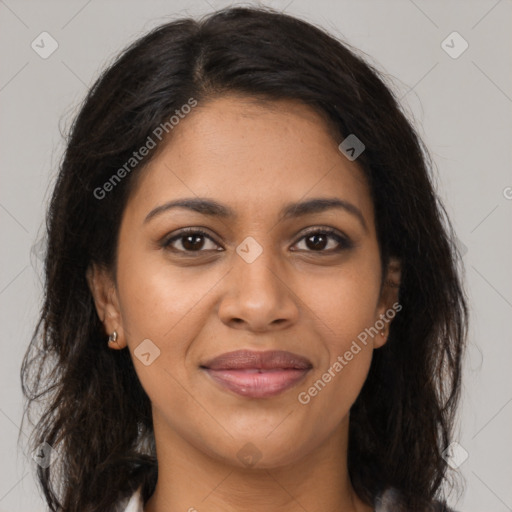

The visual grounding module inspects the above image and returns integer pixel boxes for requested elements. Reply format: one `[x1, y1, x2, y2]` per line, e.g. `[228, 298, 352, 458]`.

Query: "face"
[88, 94, 400, 469]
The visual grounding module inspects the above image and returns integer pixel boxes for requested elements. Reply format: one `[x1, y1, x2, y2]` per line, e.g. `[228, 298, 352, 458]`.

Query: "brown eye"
[292, 228, 352, 253]
[162, 229, 221, 253]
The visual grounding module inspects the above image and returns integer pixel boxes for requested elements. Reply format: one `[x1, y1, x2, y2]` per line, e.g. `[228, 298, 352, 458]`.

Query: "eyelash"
[161, 227, 352, 255]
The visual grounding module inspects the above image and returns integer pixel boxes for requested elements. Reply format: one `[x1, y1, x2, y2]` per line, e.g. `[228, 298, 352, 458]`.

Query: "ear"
[374, 257, 401, 349]
[86, 263, 127, 349]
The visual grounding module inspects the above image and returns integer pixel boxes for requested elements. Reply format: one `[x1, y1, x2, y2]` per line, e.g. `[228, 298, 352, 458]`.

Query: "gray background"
[1, 0, 511, 510]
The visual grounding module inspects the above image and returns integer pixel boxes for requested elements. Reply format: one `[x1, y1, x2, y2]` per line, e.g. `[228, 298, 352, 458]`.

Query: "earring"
[380, 330, 386, 337]
[108, 331, 118, 344]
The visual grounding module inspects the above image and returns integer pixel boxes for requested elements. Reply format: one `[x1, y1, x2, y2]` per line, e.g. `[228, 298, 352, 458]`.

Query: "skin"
[88, 95, 401, 512]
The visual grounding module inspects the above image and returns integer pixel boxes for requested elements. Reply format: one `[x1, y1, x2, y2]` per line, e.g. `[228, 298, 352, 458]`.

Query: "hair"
[20, 5, 468, 512]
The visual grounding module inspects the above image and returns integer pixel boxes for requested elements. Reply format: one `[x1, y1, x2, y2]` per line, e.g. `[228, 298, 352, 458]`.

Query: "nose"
[217, 242, 300, 332]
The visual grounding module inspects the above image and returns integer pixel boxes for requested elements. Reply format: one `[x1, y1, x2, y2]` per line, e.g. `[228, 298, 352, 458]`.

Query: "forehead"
[126, 95, 373, 225]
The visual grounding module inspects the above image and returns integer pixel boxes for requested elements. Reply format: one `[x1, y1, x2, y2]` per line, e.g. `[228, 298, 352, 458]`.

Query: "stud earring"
[380, 330, 386, 337]
[108, 331, 118, 344]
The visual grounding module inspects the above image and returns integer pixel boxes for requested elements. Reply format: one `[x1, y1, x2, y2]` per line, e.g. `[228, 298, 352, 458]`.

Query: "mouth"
[200, 349, 312, 399]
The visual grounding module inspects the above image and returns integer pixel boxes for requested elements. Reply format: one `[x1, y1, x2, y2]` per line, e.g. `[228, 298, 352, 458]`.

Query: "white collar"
[121, 486, 143, 512]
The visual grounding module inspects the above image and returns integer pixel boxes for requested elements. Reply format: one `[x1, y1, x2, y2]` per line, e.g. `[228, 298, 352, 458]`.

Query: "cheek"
[114, 248, 226, 396]
[294, 250, 381, 406]
[114, 255, 212, 417]
[115, 244, 216, 342]
[301, 250, 382, 344]
[294, 277, 378, 438]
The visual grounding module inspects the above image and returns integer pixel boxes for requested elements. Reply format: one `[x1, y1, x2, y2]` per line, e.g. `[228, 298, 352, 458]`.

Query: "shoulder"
[375, 488, 459, 512]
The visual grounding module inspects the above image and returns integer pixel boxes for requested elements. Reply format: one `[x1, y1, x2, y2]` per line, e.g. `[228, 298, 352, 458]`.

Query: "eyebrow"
[144, 197, 368, 231]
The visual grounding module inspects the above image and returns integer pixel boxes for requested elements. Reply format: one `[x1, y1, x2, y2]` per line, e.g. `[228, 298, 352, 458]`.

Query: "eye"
[161, 227, 352, 255]
[292, 228, 352, 253]
[161, 228, 222, 254]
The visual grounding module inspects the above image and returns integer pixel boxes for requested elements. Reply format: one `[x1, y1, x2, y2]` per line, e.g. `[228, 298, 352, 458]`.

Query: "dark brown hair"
[20, 6, 467, 511]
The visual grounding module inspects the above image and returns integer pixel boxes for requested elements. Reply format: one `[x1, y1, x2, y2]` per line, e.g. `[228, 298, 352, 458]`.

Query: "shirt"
[119, 486, 143, 512]
[117, 485, 457, 512]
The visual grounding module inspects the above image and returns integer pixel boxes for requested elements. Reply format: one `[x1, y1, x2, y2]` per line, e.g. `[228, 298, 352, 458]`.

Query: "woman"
[20, 6, 467, 512]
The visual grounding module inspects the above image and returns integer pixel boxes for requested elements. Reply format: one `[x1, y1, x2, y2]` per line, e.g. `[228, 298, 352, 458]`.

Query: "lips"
[200, 350, 312, 398]
[201, 349, 313, 371]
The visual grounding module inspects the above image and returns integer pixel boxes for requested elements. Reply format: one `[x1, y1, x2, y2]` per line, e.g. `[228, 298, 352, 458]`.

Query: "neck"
[143, 412, 373, 512]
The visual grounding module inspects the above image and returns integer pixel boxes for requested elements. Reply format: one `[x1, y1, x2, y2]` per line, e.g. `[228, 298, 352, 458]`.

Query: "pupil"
[307, 233, 327, 250]
[183, 234, 204, 250]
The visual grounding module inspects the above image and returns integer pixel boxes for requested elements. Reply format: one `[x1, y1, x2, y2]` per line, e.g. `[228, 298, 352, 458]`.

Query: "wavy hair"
[20, 6, 467, 511]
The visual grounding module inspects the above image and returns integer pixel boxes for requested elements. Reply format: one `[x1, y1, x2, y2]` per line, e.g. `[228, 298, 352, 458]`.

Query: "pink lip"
[201, 349, 312, 371]
[200, 349, 312, 398]
[203, 368, 311, 398]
